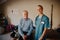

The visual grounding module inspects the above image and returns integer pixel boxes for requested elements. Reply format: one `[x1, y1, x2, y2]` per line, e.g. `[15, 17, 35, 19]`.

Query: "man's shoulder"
[35, 15, 39, 20]
[28, 18, 33, 22]
[36, 15, 39, 18]
[20, 18, 24, 21]
[43, 15, 49, 20]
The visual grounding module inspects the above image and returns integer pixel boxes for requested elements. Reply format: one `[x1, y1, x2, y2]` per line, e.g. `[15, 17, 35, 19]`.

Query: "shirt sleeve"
[44, 17, 50, 29]
[18, 19, 24, 38]
[27, 20, 33, 36]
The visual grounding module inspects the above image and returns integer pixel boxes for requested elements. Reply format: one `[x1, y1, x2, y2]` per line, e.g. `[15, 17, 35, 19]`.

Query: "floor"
[0, 32, 60, 40]
[0, 33, 18, 40]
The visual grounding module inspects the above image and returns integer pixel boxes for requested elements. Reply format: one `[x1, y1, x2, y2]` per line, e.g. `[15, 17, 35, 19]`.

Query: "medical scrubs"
[35, 14, 50, 40]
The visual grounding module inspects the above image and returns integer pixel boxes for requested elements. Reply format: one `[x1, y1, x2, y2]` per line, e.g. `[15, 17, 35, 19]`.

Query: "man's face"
[37, 6, 43, 14]
[23, 11, 28, 19]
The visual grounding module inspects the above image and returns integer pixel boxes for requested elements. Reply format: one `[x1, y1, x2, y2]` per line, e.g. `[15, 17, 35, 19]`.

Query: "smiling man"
[35, 5, 50, 40]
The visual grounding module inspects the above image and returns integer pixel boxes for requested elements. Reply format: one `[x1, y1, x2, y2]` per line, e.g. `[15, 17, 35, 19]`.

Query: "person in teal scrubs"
[35, 5, 50, 40]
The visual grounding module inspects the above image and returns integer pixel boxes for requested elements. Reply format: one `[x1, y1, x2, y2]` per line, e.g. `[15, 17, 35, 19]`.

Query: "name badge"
[41, 21, 44, 24]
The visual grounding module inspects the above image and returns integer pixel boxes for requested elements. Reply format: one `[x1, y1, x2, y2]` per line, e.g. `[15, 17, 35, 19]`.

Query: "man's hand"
[39, 36, 43, 40]
[23, 35, 27, 40]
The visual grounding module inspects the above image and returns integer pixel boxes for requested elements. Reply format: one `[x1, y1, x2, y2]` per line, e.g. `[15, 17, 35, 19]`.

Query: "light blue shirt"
[18, 18, 33, 38]
[35, 14, 50, 40]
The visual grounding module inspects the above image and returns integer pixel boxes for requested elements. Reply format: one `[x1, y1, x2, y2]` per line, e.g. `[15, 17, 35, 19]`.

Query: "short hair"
[37, 5, 43, 10]
[23, 10, 28, 14]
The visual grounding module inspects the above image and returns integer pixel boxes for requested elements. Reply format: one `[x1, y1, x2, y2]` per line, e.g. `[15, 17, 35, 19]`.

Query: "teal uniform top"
[35, 14, 50, 40]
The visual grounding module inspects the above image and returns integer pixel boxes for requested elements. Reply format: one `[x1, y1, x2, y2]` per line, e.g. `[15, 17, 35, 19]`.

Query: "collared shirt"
[18, 18, 33, 38]
[35, 14, 50, 40]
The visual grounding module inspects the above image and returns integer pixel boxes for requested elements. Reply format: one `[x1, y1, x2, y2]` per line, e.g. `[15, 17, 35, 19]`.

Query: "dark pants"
[19, 31, 33, 40]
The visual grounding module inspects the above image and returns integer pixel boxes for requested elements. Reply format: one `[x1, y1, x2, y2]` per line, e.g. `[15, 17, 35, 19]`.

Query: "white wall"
[2, 0, 60, 29]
